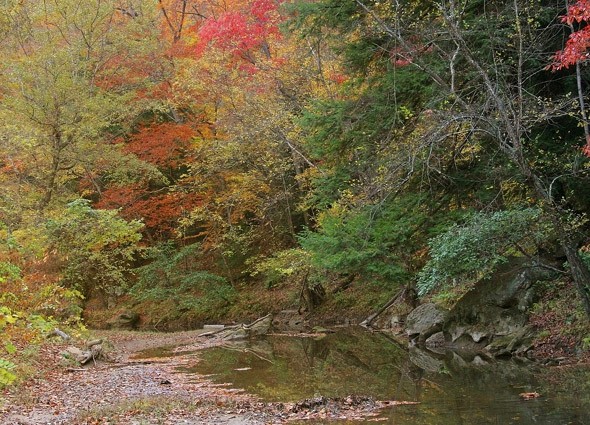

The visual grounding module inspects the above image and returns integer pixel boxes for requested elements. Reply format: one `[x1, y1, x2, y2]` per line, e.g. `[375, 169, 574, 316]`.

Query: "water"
[178, 329, 590, 424]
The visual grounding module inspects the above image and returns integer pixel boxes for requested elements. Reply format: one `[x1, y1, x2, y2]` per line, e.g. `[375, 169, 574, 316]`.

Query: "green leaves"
[417, 208, 552, 297]
[0, 261, 21, 284]
[299, 195, 427, 285]
[46, 199, 143, 297]
[0, 306, 19, 330]
[131, 243, 235, 318]
[0, 358, 16, 388]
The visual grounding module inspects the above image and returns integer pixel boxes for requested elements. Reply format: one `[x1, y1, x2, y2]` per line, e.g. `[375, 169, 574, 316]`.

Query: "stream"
[146, 328, 590, 425]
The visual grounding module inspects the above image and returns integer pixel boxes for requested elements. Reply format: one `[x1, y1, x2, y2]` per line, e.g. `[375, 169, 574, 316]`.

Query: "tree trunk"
[561, 239, 590, 317]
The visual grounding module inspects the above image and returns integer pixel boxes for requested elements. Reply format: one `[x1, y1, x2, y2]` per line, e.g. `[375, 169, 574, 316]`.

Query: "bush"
[45, 199, 143, 298]
[417, 207, 552, 296]
[299, 196, 428, 286]
[249, 248, 313, 289]
[130, 243, 235, 319]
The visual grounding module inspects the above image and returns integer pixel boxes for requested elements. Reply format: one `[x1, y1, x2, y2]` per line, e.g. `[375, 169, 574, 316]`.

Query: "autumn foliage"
[551, 1, 590, 69]
[550, 0, 590, 157]
[197, 0, 283, 63]
[124, 123, 195, 167]
[3, 0, 590, 377]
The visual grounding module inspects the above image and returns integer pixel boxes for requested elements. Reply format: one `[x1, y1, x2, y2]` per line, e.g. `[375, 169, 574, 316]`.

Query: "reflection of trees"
[199, 333, 590, 423]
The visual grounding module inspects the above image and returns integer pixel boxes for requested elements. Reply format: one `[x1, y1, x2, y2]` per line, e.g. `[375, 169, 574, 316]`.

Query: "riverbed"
[2, 328, 589, 424]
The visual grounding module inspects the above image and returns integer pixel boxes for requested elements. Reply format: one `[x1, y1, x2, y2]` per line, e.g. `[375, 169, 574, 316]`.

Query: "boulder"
[405, 303, 449, 344]
[109, 310, 140, 330]
[443, 259, 557, 351]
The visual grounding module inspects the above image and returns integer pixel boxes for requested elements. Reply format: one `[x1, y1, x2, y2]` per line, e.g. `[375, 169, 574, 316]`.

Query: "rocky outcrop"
[404, 258, 558, 357]
[443, 259, 556, 353]
[108, 310, 140, 330]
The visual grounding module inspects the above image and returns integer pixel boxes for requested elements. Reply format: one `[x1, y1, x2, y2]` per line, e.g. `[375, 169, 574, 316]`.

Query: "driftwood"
[49, 328, 71, 341]
[201, 314, 272, 340]
[360, 288, 407, 328]
[62, 339, 104, 365]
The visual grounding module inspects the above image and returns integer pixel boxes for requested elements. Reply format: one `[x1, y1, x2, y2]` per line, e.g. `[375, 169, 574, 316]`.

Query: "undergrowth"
[529, 277, 590, 360]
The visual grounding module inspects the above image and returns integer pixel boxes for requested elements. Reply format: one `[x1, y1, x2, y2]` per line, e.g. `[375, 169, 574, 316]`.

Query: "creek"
[135, 328, 590, 424]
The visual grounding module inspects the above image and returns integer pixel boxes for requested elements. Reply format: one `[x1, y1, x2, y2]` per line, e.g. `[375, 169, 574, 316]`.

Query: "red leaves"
[197, 0, 283, 62]
[550, 1, 590, 70]
[124, 123, 195, 167]
[562, 0, 590, 24]
[199, 12, 257, 53]
[549, 26, 590, 70]
[548, 2, 590, 158]
[251, 0, 281, 23]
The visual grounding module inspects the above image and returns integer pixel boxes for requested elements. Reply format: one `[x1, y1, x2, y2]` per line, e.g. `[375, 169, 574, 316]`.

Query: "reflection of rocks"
[409, 345, 497, 375]
[404, 258, 558, 358]
[408, 346, 445, 372]
[272, 310, 309, 331]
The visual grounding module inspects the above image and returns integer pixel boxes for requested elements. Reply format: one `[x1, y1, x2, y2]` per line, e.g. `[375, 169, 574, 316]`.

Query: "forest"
[2, 0, 590, 395]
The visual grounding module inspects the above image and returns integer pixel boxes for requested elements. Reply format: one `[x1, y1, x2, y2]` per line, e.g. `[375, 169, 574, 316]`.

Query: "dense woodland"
[3, 0, 590, 386]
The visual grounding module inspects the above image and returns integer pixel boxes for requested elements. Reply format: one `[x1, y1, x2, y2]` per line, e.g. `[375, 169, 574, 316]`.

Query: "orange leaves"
[157, 0, 202, 44]
[122, 191, 201, 234]
[95, 121, 207, 238]
[98, 183, 202, 238]
[124, 123, 196, 167]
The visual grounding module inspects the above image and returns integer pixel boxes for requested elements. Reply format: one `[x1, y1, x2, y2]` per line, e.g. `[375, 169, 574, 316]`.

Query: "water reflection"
[185, 329, 590, 424]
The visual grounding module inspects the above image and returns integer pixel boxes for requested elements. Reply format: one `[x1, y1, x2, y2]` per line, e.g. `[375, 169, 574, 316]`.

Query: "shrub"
[417, 207, 552, 296]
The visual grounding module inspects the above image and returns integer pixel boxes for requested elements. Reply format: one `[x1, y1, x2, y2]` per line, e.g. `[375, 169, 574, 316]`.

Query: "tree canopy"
[2, 0, 590, 382]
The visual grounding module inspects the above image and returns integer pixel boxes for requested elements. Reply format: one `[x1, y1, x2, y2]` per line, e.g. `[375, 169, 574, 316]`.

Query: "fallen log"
[360, 288, 406, 328]
[86, 339, 103, 348]
[201, 314, 272, 340]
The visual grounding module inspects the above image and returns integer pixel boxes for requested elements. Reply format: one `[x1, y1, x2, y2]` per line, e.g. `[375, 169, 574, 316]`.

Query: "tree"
[46, 199, 143, 301]
[293, 0, 590, 317]
[0, 0, 162, 214]
[549, 0, 590, 157]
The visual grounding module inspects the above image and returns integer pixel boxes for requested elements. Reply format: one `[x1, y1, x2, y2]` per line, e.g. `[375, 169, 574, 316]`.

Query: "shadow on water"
[178, 328, 590, 424]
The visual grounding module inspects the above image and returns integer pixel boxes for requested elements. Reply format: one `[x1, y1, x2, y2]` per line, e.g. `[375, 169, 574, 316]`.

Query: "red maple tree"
[550, 0, 590, 157]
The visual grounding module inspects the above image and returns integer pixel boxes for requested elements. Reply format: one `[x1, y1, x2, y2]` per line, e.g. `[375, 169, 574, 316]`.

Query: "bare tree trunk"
[558, 229, 590, 317]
